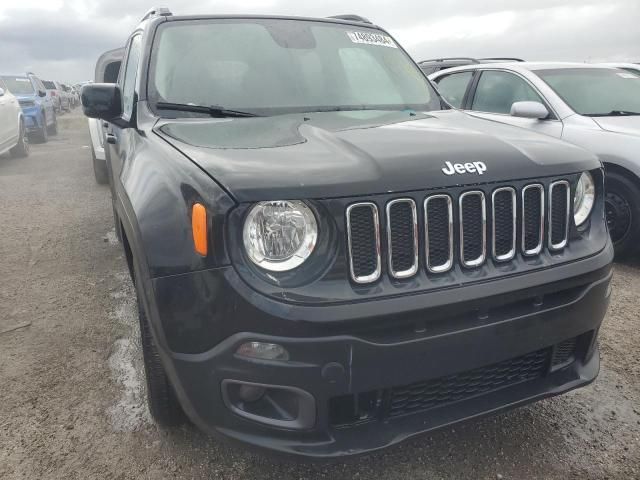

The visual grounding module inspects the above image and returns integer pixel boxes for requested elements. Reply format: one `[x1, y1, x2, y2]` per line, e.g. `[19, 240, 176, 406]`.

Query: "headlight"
[243, 200, 318, 271]
[574, 172, 595, 226]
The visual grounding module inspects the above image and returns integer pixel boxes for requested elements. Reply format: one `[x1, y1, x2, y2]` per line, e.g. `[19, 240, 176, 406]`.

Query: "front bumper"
[21, 106, 43, 133]
[148, 243, 613, 458]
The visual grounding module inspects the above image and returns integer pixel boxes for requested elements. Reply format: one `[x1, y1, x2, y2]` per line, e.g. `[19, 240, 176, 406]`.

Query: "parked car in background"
[42, 80, 69, 113]
[60, 83, 75, 109]
[82, 10, 612, 457]
[0, 76, 29, 157]
[0, 73, 57, 142]
[429, 62, 640, 256]
[418, 57, 525, 76]
[87, 47, 124, 184]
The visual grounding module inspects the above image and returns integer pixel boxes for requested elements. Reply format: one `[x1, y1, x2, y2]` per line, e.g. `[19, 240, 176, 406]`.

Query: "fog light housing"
[236, 342, 289, 361]
[222, 380, 316, 430]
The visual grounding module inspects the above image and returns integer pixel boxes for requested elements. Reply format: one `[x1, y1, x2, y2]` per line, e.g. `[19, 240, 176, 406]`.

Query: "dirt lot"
[0, 111, 639, 479]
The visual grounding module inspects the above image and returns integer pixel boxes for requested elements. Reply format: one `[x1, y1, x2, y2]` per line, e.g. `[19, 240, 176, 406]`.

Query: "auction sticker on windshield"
[347, 31, 397, 48]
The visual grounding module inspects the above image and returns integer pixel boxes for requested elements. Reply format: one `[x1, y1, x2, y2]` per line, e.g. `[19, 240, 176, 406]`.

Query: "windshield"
[1, 76, 35, 95]
[148, 19, 439, 116]
[43, 80, 56, 89]
[535, 68, 640, 116]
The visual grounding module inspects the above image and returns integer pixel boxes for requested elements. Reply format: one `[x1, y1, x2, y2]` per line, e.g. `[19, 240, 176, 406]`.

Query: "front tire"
[32, 113, 49, 143]
[605, 172, 640, 258]
[134, 264, 186, 427]
[48, 113, 58, 136]
[10, 122, 29, 158]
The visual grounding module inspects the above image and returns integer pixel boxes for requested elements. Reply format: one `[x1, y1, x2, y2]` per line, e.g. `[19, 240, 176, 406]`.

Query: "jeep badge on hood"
[442, 161, 487, 175]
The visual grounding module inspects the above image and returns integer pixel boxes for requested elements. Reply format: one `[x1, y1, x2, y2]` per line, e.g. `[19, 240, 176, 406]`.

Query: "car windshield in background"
[42, 80, 56, 89]
[1, 76, 35, 95]
[148, 19, 439, 116]
[535, 68, 640, 116]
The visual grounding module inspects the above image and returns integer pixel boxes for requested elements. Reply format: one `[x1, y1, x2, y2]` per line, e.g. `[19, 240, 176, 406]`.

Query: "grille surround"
[346, 203, 381, 284]
[386, 199, 419, 279]
[459, 191, 487, 268]
[522, 184, 545, 256]
[344, 177, 578, 285]
[424, 195, 454, 273]
[492, 187, 517, 262]
[548, 180, 570, 251]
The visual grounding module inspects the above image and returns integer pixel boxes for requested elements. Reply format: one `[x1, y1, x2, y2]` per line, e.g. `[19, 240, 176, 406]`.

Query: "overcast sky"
[0, 0, 638, 83]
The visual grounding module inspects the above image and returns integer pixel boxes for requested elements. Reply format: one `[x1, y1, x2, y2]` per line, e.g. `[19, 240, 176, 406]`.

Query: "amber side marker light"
[192, 203, 208, 256]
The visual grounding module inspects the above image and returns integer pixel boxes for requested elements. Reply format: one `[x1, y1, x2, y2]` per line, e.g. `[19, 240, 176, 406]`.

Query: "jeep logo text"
[442, 161, 487, 176]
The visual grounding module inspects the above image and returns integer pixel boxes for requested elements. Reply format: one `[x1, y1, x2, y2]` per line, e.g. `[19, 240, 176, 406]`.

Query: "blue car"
[0, 73, 57, 142]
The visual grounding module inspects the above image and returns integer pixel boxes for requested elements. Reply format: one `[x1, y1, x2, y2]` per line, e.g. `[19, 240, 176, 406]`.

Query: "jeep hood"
[155, 110, 599, 202]
[592, 116, 640, 136]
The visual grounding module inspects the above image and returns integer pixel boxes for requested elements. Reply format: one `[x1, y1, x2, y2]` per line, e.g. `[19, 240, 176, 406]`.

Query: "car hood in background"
[592, 116, 640, 136]
[155, 110, 600, 202]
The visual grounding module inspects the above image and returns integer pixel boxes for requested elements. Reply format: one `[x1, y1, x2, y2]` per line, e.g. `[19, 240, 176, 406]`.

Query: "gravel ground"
[1, 111, 639, 479]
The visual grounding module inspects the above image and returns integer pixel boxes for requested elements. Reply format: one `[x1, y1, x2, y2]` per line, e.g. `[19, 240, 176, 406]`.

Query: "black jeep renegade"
[82, 8, 613, 458]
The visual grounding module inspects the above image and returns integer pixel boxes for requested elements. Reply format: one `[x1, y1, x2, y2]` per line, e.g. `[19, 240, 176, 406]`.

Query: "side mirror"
[81, 83, 124, 124]
[38, 89, 47, 97]
[510, 101, 549, 120]
[0, 88, 4, 97]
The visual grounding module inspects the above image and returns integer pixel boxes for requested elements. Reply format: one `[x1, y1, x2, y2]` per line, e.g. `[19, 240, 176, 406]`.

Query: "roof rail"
[141, 6, 173, 22]
[419, 58, 480, 65]
[480, 57, 525, 62]
[328, 14, 372, 24]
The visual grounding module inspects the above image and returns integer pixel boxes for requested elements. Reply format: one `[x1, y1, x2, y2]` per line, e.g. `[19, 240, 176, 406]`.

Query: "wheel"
[605, 171, 640, 257]
[47, 112, 58, 136]
[10, 122, 29, 158]
[32, 113, 48, 143]
[92, 147, 109, 184]
[134, 263, 186, 426]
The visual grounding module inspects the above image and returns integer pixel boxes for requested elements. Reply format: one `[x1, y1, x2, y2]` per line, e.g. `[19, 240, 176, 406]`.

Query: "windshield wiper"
[586, 110, 640, 117]
[156, 102, 260, 118]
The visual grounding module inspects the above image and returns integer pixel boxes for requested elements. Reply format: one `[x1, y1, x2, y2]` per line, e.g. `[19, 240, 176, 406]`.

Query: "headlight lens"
[574, 172, 595, 226]
[243, 200, 318, 271]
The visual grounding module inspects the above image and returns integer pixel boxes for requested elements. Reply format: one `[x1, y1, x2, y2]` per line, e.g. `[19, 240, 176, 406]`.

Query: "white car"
[0, 77, 29, 157]
[87, 47, 124, 184]
[598, 62, 640, 76]
[429, 62, 640, 257]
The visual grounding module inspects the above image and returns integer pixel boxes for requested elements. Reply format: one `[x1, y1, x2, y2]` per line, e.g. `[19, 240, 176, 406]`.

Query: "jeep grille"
[346, 180, 571, 283]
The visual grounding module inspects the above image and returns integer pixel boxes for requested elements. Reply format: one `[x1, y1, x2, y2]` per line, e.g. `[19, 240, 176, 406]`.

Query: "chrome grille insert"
[492, 187, 517, 262]
[386, 199, 419, 279]
[459, 191, 487, 268]
[424, 195, 454, 273]
[346, 203, 381, 284]
[522, 184, 545, 256]
[548, 180, 570, 251]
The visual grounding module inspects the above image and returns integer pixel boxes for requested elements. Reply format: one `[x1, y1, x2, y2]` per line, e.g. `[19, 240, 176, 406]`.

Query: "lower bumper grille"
[389, 348, 548, 418]
[329, 337, 581, 428]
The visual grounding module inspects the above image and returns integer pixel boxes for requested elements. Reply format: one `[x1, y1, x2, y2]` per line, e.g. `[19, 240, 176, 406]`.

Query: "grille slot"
[492, 187, 517, 261]
[522, 184, 545, 256]
[346, 203, 381, 283]
[388, 348, 549, 418]
[549, 181, 570, 250]
[459, 191, 486, 267]
[386, 199, 418, 278]
[551, 337, 577, 367]
[424, 195, 454, 273]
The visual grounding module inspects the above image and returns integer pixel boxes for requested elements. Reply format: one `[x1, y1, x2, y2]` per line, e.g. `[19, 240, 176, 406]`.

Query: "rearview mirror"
[38, 89, 47, 97]
[81, 83, 124, 124]
[510, 101, 549, 120]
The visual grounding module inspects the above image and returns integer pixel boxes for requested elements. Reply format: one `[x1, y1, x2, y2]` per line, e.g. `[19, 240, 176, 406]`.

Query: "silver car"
[429, 62, 640, 256]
